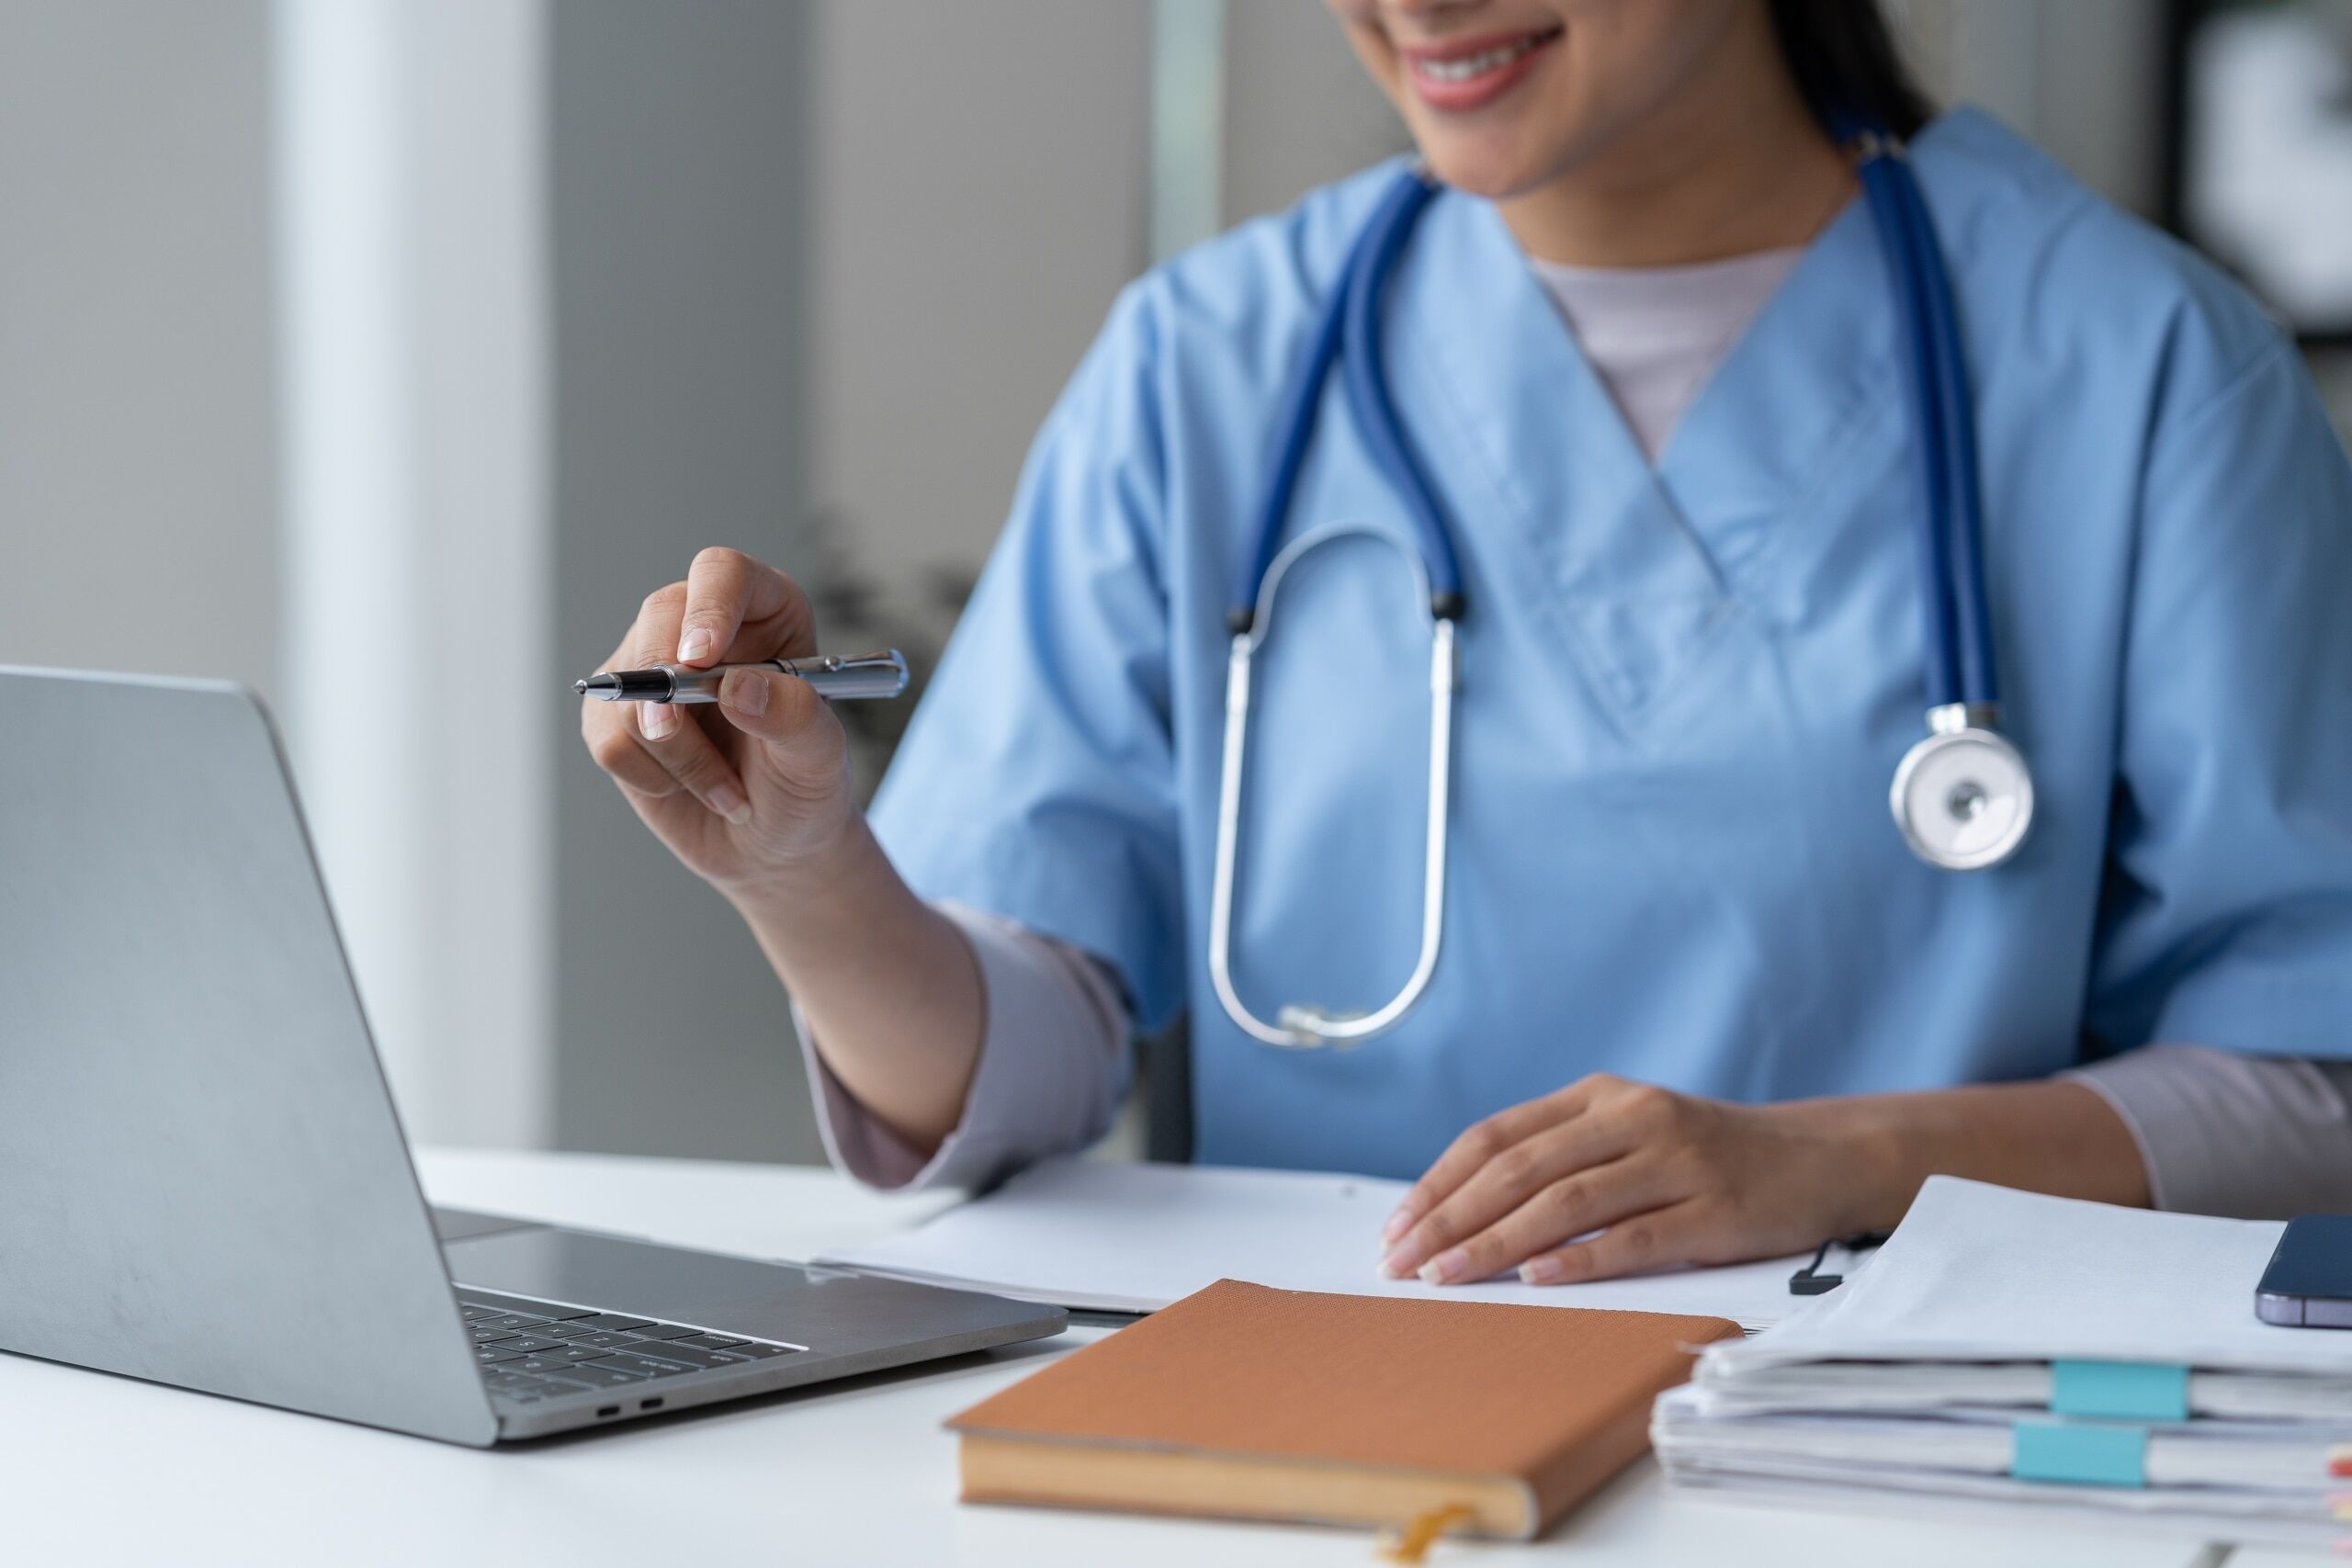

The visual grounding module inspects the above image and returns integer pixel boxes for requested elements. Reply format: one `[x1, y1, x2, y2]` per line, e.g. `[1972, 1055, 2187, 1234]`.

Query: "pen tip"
[571, 680, 589, 694]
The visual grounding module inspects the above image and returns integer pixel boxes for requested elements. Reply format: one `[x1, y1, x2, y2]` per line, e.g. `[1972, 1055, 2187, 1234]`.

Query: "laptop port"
[595, 1404, 620, 1418]
[639, 1397, 664, 1411]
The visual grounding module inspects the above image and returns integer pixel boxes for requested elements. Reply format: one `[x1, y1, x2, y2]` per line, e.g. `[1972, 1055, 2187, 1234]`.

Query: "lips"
[1398, 25, 1564, 113]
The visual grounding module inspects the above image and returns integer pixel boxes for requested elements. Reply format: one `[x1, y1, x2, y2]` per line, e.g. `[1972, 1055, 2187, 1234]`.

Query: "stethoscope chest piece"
[1890, 704, 2033, 871]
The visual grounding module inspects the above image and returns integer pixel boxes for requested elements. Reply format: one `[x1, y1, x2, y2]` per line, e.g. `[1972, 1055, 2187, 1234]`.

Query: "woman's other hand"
[581, 547, 856, 897]
[1376, 1072, 2149, 1287]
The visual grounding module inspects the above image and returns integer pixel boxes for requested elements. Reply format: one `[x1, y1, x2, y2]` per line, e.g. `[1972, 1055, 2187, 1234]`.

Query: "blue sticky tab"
[2012, 1418, 2147, 1487]
[2049, 1360, 2190, 1422]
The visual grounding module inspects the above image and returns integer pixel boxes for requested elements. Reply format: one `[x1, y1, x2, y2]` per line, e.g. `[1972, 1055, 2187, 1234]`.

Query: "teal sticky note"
[2011, 1418, 2147, 1487]
[2049, 1360, 2190, 1422]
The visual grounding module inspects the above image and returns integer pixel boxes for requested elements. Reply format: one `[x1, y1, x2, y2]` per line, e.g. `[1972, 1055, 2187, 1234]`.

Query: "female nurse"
[582, 0, 2352, 1288]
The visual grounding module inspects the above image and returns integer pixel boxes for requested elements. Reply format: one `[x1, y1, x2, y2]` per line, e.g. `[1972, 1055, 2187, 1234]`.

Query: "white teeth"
[1416, 35, 1542, 83]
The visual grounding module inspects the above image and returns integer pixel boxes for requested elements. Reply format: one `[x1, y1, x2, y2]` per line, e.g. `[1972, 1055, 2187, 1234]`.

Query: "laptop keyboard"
[459, 1289, 803, 1405]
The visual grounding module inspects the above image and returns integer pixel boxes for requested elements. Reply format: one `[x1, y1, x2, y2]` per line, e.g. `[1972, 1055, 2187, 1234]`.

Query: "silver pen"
[573, 649, 909, 704]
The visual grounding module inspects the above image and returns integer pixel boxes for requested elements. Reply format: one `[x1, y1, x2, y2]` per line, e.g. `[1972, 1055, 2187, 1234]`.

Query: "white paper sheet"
[1659, 1466, 2341, 1549]
[1653, 1387, 2349, 1488]
[1684, 1358, 2352, 1423]
[1704, 1176, 2345, 1375]
[818, 1157, 1806, 1327]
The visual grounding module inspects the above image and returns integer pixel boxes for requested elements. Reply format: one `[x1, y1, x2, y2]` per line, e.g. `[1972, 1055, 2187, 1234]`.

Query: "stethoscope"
[1207, 121, 2035, 1052]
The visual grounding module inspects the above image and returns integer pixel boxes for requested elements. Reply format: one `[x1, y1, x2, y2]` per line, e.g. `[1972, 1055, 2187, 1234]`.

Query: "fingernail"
[1520, 1256, 1565, 1286]
[677, 627, 716, 664]
[639, 702, 673, 739]
[707, 784, 751, 825]
[720, 668, 767, 716]
[1377, 1251, 1412, 1280]
[1419, 1249, 1466, 1286]
[1379, 1208, 1414, 1246]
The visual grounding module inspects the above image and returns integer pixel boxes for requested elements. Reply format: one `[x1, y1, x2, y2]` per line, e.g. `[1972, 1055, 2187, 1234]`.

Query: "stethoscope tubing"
[1855, 135, 2000, 711]
[1233, 232, 1353, 627]
[1856, 154, 1963, 713]
[1340, 171, 1462, 615]
[1888, 151, 1999, 709]
[1231, 167, 1456, 630]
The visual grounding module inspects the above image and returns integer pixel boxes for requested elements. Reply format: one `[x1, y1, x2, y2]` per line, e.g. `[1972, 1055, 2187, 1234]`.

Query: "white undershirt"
[1527, 245, 1807, 460]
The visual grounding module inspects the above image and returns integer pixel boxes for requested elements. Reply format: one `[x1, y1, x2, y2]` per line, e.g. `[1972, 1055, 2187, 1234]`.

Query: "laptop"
[0, 667, 1064, 1444]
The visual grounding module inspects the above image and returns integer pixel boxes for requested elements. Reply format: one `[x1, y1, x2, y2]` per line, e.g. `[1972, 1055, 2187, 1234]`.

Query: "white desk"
[3, 1148, 2268, 1567]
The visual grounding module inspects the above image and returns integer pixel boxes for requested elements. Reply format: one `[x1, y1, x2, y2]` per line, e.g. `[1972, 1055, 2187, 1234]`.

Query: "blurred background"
[2, 0, 2346, 1165]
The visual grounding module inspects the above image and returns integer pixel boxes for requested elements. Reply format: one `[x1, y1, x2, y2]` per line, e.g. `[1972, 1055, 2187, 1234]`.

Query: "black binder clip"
[1788, 1230, 1894, 1296]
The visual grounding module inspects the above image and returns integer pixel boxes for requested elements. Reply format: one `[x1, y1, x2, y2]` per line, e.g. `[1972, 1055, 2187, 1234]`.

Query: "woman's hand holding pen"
[582, 547, 987, 1155]
[582, 547, 857, 893]
[1375, 1072, 2150, 1288]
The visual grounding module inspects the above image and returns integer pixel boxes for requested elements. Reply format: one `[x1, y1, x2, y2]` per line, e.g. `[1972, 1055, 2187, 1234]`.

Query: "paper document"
[819, 1157, 1806, 1328]
[1707, 1175, 2335, 1374]
[1654, 1178, 2352, 1548]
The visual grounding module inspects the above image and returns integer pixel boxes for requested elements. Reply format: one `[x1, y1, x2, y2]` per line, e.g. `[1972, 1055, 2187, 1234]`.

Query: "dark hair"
[1768, 0, 1935, 140]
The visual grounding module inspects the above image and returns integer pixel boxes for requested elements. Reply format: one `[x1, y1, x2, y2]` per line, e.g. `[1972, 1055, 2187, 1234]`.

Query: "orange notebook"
[946, 1278, 1739, 1540]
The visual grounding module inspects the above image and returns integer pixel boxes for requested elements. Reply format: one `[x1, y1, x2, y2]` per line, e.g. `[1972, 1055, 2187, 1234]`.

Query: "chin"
[1411, 130, 1568, 202]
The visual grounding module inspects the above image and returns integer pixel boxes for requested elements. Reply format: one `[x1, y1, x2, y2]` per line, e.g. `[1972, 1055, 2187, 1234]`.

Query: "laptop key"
[580, 1353, 699, 1380]
[509, 1301, 600, 1321]
[616, 1342, 741, 1370]
[497, 1336, 570, 1355]
[620, 1322, 704, 1341]
[553, 1330, 642, 1349]
[474, 1314, 554, 1333]
[504, 1356, 592, 1376]
[458, 1292, 594, 1320]
[562, 1314, 655, 1334]
[718, 1341, 799, 1359]
[475, 1345, 530, 1366]
[556, 1362, 650, 1388]
[673, 1334, 748, 1350]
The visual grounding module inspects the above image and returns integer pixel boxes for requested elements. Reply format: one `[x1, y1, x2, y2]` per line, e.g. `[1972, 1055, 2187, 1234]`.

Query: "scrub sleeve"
[2076, 339, 2352, 1063]
[793, 904, 1128, 1191]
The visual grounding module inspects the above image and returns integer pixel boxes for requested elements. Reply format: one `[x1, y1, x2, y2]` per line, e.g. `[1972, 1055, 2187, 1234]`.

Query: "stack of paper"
[1654, 1177, 2352, 1547]
[820, 1157, 1807, 1328]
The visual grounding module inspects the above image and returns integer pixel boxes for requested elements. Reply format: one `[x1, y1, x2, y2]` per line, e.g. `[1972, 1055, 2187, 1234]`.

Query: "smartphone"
[2255, 1215, 2352, 1326]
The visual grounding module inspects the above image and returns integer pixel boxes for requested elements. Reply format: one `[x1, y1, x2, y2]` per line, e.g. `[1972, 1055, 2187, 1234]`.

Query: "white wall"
[806, 1, 1153, 593]
[0, 0, 278, 699]
[545, 0, 824, 1161]
[1888, 0, 2167, 214]
[0, 0, 556, 1152]
[1221, 1, 1411, 228]
[274, 0, 553, 1149]
[806, 0, 1413, 605]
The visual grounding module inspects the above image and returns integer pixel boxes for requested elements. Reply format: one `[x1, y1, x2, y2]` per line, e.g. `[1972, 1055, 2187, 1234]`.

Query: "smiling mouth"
[1411, 28, 1560, 82]
[1398, 24, 1565, 108]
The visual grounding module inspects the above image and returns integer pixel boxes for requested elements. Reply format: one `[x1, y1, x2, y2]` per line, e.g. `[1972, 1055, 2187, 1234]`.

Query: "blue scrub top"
[870, 109, 2352, 1180]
